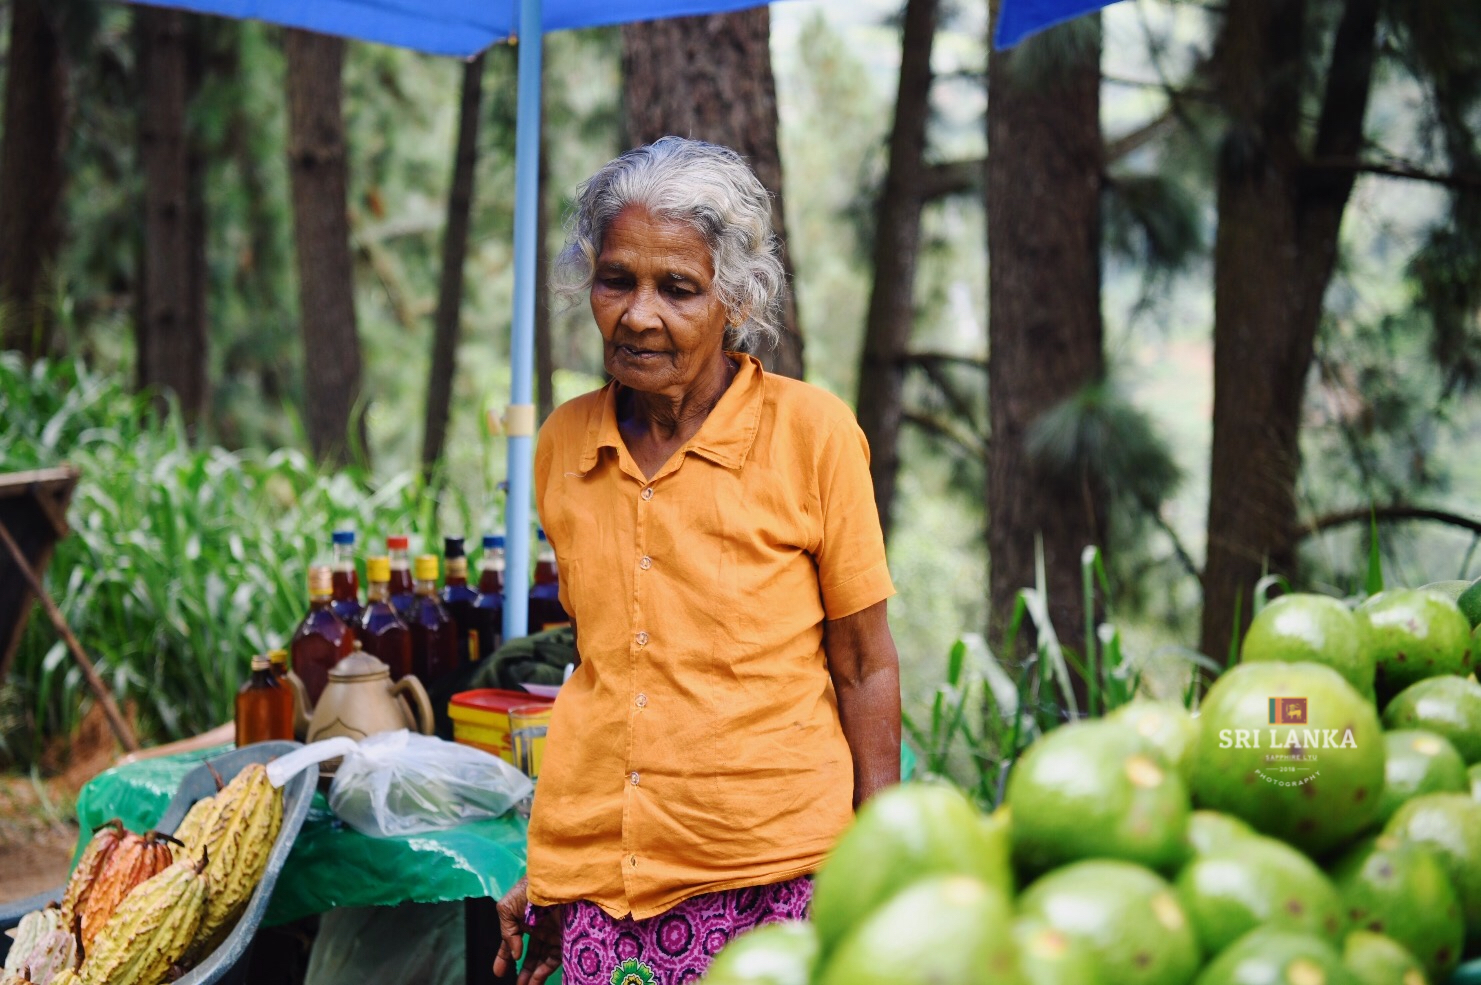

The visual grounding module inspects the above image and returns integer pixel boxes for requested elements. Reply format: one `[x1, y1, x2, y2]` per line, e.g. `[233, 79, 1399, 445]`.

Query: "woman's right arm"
[493, 876, 563, 985]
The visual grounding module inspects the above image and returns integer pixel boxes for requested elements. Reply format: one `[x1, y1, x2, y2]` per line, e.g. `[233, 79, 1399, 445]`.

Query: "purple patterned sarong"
[549, 877, 813, 985]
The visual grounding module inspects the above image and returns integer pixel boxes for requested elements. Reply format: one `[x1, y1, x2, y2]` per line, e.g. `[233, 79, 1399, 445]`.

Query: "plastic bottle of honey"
[290, 565, 354, 704]
[236, 655, 294, 746]
[528, 529, 569, 632]
[387, 534, 415, 620]
[440, 536, 480, 666]
[330, 529, 363, 626]
[359, 555, 413, 681]
[472, 534, 505, 659]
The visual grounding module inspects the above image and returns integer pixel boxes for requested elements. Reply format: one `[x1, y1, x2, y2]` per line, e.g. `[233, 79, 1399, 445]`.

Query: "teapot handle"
[391, 675, 435, 735]
[284, 670, 313, 742]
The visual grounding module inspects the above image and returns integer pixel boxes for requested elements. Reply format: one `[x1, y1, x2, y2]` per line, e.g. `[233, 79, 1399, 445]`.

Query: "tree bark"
[536, 124, 555, 424]
[0, 0, 68, 358]
[422, 54, 486, 476]
[1198, 0, 1379, 663]
[621, 8, 804, 378]
[985, 18, 1105, 688]
[137, 7, 208, 427]
[285, 29, 364, 466]
[855, 0, 940, 543]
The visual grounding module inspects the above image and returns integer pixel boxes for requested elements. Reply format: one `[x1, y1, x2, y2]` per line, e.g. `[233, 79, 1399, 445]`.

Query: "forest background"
[3, 0, 1481, 770]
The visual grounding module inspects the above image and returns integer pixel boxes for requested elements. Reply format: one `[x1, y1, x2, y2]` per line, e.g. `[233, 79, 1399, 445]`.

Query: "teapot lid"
[329, 645, 390, 682]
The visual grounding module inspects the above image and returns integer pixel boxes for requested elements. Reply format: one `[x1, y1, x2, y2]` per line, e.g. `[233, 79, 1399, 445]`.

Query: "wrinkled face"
[590, 205, 731, 397]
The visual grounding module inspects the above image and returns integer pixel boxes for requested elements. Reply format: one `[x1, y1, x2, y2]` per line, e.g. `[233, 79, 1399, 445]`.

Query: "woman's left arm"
[824, 599, 902, 808]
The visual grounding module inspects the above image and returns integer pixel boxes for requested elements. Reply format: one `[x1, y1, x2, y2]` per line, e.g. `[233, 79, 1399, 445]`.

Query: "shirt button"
[639, 556, 652, 570]
[641, 487, 654, 501]
[629, 771, 641, 786]
[635, 631, 649, 646]
[635, 693, 648, 708]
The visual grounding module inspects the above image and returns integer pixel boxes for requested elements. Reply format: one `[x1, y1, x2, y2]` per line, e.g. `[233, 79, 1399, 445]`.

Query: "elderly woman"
[494, 137, 901, 985]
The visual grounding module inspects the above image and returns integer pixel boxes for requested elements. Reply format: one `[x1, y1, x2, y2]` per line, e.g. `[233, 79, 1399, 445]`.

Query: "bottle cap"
[387, 535, 410, 550]
[267, 648, 288, 668]
[537, 529, 548, 543]
[414, 554, 440, 581]
[367, 556, 391, 583]
[482, 534, 506, 550]
[444, 536, 466, 559]
[332, 530, 355, 546]
[251, 655, 273, 671]
[308, 565, 334, 597]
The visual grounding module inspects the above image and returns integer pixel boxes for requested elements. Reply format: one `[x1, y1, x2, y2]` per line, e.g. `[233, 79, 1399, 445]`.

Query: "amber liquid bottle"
[359, 556, 413, 681]
[291, 565, 354, 705]
[387, 535, 415, 620]
[472, 534, 505, 659]
[236, 656, 294, 746]
[330, 529, 363, 626]
[440, 536, 480, 666]
[528, 529, 569, 632]
[409, 554, 459, 684]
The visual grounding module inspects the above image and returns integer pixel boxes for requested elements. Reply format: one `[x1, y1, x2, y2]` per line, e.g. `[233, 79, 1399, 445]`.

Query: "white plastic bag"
[327, 730, 533, 837]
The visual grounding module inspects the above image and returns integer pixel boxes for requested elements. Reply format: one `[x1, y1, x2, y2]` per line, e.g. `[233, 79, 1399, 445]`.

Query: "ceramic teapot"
[306, 647, 434, 742]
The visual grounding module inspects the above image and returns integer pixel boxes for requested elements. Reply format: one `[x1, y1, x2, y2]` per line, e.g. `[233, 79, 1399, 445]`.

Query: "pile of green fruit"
[702, 583, 1481, 985]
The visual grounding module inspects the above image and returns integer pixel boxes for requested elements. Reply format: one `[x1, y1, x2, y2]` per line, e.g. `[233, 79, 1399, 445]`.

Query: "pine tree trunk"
[285, 29, 364, 466]
[137, 7, 208, 427]
[536, 124, 555, 424]
[1198, 0, 1379, 663]
[985, 19, 1105, 688]
[422, 53, 486, 476]
[621, 9, 804, 378]
[855, 0, 939, 543]
[0, 0, 68, 358]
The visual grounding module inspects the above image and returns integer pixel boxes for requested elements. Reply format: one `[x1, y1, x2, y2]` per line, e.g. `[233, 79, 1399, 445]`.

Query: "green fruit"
[1109, 700, 1201, 779]
[1383, 794, 1481, 940]
[1186, 811, 1260, 857]
[978, 807, 1015, 896]
[1012, 917, 1104, 985]
[1194, 927, 1356, 985]
[816, 875, 1022, 985]
[1382, 676, 1481, 764]
[810, 784, 1007, 955]
[703, 922, 817, 985]
[1357, 590, 1474, 703]
[1019, 860, 1201, 985]
[1329, 834, 1465, 981]
[1377, 730, 1469, 823]
[1174, 835, 1343, 956]
[1008, 720, 1189, 875]
[1189, 662, 1386, 856]
[1243, 594, 1374, 701]
[1469, 764, 1481, 801]
[1457, 579, 1481, 629]
[1341, 931, 1430, 985]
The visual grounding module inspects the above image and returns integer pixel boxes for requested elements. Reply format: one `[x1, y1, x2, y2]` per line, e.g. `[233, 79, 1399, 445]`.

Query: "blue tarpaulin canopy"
[118, 0, 1116, 638]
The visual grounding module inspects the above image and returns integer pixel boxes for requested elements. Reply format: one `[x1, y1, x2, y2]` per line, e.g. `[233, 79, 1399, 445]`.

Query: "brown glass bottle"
[409, 554, 459, 684]
[291, 566, 355, 704]
[440, 537, 480, 665]
[472, 534, 505, 659]
[236, 655, 295, 746]
[359, 556, 413, 680]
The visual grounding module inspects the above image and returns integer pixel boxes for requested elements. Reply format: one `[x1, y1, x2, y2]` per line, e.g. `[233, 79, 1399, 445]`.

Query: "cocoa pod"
[171, 795, 218, 854]
[77, 831, 174, 950]
[190, 763, 282, 955]
[58, 821, 124, 930]
[75, 854, 206, 985]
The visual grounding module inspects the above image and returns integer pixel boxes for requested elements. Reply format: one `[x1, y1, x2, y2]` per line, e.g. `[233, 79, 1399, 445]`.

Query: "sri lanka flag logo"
[1269, 697, 1308, 725]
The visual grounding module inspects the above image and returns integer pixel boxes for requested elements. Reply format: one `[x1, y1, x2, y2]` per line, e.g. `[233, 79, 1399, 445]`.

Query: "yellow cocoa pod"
[191, 764, 282, 954]
[77, 855, 206, 985]
[171, 794, 219, 853]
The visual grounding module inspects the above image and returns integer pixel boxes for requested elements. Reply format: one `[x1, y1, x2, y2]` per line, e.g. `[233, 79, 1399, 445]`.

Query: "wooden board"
[0, 466, 79, 683]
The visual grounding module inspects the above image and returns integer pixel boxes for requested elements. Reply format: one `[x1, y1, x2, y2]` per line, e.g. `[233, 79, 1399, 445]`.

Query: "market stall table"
[72, 745, 529, 984]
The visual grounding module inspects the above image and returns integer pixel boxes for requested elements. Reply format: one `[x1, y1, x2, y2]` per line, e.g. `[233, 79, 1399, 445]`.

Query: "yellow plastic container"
[449, 689, 553, 771]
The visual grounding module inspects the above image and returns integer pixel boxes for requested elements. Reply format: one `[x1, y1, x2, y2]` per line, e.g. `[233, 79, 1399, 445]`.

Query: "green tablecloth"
[74, 746, 529, 926]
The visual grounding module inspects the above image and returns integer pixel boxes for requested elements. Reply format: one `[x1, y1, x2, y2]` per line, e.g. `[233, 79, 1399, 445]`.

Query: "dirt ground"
[1, 703, 124, 903]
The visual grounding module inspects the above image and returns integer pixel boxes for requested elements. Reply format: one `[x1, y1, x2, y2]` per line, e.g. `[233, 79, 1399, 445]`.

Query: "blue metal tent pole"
[502, 0, 543, 643]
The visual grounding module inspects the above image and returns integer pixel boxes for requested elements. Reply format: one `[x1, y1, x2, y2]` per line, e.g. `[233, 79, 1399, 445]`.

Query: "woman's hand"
[493, 877, 564, 985]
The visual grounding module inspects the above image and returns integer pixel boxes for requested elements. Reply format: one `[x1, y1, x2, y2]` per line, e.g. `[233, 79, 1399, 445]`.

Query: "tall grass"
[1, 355, 490, 764]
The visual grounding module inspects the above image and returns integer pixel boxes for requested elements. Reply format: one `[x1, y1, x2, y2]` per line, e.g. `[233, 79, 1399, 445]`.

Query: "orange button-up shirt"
[526, 353, 895, 919]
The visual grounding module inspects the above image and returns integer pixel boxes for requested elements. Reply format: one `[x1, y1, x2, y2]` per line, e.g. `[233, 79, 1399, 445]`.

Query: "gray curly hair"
[554, 136, 786, 351]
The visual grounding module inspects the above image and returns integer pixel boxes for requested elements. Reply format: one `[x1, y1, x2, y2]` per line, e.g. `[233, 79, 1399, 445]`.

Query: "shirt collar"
[577, 352, 766, 474]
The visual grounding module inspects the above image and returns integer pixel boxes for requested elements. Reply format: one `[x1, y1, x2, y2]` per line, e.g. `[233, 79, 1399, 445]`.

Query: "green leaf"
[1365, 511, 1385, 597]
